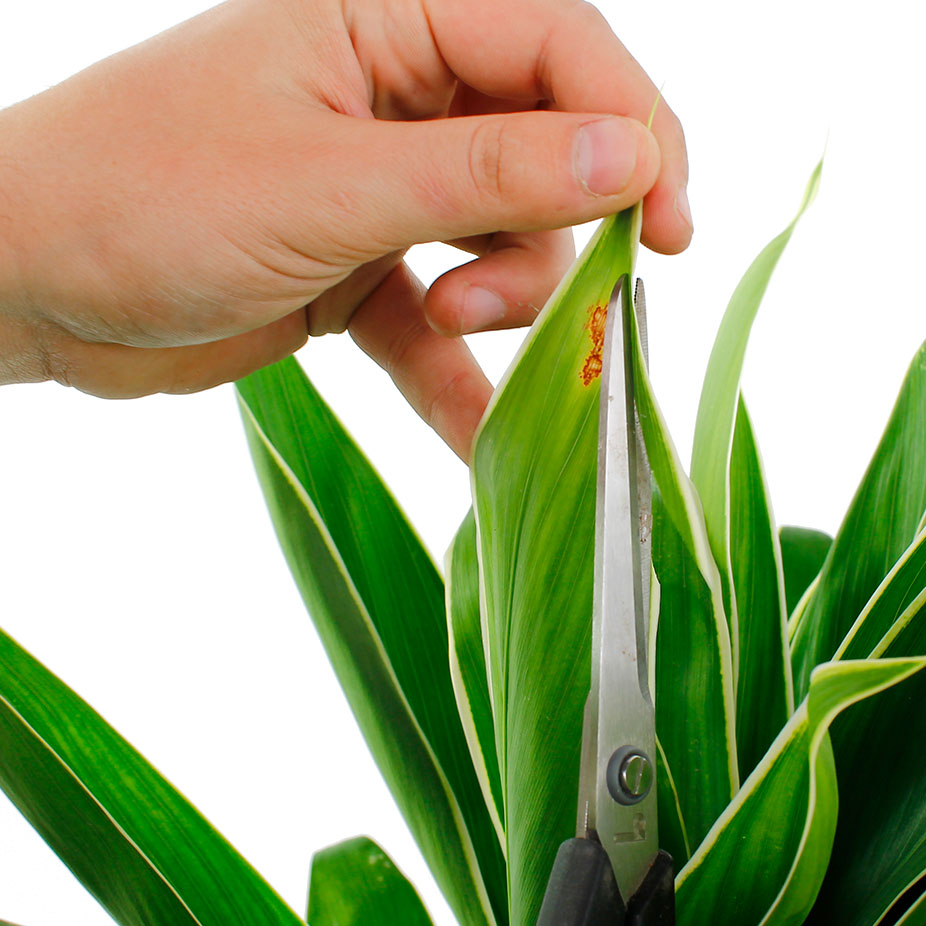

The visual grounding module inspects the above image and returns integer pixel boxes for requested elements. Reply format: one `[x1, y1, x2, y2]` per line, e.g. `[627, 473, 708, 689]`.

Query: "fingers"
[426, 229, 575, 336]
[349, 262, 494, 462]
[306, 249, 406, 336]
[637, 105, 691, 255]
[422, 0, 692, 253]
[38, 309, 308, 397]
[326, 109, 659, 250]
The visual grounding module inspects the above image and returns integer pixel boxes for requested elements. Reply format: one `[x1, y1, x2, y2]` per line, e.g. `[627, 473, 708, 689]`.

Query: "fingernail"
[675, 185, 693, 231]
[462, 285, 507, 334]
[575, 118, 639, 196]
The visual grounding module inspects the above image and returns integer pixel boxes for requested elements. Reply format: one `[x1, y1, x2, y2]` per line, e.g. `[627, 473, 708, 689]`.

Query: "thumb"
[336, 110, 660, 248]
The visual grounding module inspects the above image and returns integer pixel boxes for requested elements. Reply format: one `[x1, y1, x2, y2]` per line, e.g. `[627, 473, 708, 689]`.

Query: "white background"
[0, 0, 923, 923]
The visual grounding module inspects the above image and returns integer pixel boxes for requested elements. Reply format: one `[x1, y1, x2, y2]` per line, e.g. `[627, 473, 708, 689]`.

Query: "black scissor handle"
[537, 838, 675, 926]
[626, 850, 675, 925]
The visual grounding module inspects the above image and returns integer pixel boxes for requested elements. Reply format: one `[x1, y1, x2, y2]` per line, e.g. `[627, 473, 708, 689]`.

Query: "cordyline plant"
[0, 163, 923, 926]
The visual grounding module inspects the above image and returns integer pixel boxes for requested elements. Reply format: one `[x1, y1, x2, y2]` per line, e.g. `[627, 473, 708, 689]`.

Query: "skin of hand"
[0, 0, 690, 460]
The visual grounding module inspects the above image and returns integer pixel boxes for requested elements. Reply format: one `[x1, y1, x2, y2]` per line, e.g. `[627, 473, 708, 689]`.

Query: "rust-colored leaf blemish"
[580, 301, 608, 386]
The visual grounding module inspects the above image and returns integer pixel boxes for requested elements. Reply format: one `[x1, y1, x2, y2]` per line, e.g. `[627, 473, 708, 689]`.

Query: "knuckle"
[33, 325, 74, 388]
[650, 100, 688, 169]
[289, 320, 310, 353]
[424, 368, 472, 434]
[382, 317, 429, 379]
[307, 300, 350, 336]
[424, 282, 464, 337]
[467, 117, 516, 203]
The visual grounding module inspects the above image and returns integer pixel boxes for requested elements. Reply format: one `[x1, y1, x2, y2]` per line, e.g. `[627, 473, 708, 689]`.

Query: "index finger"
[424, 0, 692, 253]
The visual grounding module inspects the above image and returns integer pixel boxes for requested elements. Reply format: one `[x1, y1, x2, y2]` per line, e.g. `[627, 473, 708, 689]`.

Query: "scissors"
[537, 276, 675, 925]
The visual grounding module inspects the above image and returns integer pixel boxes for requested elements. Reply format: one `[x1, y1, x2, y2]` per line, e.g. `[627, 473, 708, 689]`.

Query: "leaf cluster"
[0, 164, 923, 926]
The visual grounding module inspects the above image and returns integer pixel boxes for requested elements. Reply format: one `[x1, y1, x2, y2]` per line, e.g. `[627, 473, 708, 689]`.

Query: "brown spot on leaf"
[581, 301, 608, 386]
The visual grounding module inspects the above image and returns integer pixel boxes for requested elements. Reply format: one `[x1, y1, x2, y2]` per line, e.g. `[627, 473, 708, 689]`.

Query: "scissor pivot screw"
[606, 746, 653, 805]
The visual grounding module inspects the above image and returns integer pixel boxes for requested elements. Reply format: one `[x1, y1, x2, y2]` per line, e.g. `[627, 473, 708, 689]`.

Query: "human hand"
[0, 0, 690, 460]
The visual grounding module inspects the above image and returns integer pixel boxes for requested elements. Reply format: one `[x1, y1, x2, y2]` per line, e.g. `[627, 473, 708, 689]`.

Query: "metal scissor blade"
[576, 274, 657, 906]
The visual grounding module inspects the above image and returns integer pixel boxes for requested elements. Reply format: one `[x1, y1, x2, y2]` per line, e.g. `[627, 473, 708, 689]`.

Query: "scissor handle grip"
[626, 850, 675, 925]
[536, 839, 675, 926]
[537, 838, 623, 926]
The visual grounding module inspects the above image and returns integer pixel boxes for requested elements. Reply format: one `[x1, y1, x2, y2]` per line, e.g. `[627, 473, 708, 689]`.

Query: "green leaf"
[446, 509, 504, 847]
[649, 574, 692, 866]
[651, 487, 738, 857]
[808, 579, 926, 926]
[628, 283, 739, 845]
[306, 836, 433, 926]
[729, 396, 793, 779]
[792, 341, 926, 697]
[626, 277, 740, 830]
[893, 884, 926, 925]
[877, 588, 926, 657]
[0, 627, 303, 926]
[834, 528, 926, 661]
[237, 363, 504, 926]
[654, 735, 691, 866]
[787, 574, 823, 644]
[690, 160, 822, 654]
[779, 526, 832, 620]
[471, 209, 639, 926]
[809, 668, 926, 926]
[676, 658, 926, 926]
[471, 204, 734, 922]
